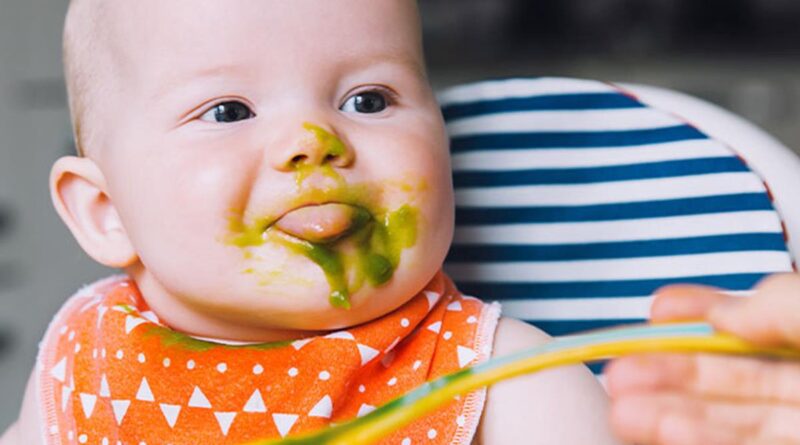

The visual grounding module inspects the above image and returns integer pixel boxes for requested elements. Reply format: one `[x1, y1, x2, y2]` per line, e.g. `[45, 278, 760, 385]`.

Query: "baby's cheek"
[164, 157, 249, 225]
[375, 158, 452, 279]
[125, 158, 245, 261]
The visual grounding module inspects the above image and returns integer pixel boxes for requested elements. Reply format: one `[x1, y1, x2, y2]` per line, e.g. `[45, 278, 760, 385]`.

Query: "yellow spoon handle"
[246, 323, 800, 445]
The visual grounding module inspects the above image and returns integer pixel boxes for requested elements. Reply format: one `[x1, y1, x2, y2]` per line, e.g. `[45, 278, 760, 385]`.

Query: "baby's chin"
[213, 242, 437, 329]
[200, 277, 419, 333]
[241, 256, 439, 330]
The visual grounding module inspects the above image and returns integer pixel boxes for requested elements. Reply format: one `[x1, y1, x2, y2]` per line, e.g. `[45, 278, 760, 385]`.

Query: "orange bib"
[36, 272, 500, 445]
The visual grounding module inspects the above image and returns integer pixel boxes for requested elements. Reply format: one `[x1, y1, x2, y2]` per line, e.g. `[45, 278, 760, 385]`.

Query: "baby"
[1, 1, 620, 444]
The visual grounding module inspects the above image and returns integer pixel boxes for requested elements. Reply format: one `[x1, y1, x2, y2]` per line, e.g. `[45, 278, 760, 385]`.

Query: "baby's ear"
[50, 156, 138, 268]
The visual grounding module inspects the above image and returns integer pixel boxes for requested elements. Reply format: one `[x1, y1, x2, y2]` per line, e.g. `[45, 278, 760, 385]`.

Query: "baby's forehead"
[104, 2, 416, 60]
[65, 0, 423, 155]
[136, 3, 422, 77]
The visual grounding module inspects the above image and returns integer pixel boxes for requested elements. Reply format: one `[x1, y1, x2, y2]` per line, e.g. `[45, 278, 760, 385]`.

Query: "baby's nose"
[274, 122, 354, 171]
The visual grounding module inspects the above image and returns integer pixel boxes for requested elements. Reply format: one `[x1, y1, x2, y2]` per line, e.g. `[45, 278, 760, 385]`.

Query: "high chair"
[440, 78, 800, 366]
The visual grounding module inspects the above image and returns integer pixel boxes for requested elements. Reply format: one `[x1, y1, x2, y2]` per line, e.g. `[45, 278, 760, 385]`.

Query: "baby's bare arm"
[477, 318, 625, 444]
[2, 370, 44, 445]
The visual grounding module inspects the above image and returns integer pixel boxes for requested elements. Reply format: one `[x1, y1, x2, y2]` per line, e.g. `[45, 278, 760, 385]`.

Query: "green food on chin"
[227, 204, 419, 310]
[273, 205, 418, 309]
[276, 233, 351, 309]
[362, 253, 393, 286]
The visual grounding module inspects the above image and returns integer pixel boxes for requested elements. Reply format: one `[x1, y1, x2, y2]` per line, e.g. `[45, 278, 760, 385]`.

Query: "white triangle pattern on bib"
[215, 412, 237, 436]
[160, 404, 181, 428]
[272, 413, 299, 438]
[188, 386, 212, 408]
[357, 343, 379, 366]
[243, 389, 267, 413]
[79, 393, 97, 419]
[39, 275, 497, 445]
[99, 374, 111, 398]
[135, 377, 154, 402]
[308, 395, 333, 418]
[111, 400, 130, 425]
[125, 315, 147, 335]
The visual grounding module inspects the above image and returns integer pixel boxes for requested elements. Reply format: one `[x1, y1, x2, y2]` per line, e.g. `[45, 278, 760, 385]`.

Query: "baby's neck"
[128, 266, 322, 343]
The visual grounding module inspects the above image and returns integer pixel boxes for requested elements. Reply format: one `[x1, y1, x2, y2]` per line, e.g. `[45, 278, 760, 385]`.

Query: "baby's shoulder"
[476, 317, 623, 445]
[491, 317, 551, 352]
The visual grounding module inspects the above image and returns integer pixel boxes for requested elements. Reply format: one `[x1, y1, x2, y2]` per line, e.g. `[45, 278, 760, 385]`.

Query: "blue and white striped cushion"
[440, 77, 795, 343]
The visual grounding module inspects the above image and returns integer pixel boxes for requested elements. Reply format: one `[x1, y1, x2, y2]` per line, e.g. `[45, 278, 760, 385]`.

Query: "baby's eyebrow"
[341, 50, 425, 77]
[152, 51, 423, 104]
[152, 63, 251, 102]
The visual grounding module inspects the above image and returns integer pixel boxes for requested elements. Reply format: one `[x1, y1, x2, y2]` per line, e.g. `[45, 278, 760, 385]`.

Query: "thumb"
[709, 273, 800, 348]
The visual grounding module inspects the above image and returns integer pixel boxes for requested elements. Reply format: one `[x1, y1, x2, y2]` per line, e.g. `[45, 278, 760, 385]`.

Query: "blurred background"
[1, 0, 799, 428]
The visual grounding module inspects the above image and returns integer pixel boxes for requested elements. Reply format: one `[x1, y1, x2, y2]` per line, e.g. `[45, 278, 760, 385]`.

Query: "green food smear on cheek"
[358, 205, 418, 287]
[385, 205, 419, 266]
[227, 216, 270, 248]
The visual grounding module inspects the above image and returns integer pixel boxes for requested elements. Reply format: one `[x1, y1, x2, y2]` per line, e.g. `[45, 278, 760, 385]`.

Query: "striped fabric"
[440, 78, 796, 354]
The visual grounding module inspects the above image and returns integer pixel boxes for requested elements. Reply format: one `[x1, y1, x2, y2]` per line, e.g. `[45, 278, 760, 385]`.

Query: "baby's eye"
[340, 90, 391, 114]
[199, 101, 256, 123]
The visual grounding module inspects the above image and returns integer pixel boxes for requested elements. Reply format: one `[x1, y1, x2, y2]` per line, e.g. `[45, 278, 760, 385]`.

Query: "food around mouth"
[226, 202, 418, 310]
[273, 205, 417, 310]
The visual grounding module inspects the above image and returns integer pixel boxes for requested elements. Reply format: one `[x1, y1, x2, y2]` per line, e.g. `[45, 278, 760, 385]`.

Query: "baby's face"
[92, 0, 452, 334]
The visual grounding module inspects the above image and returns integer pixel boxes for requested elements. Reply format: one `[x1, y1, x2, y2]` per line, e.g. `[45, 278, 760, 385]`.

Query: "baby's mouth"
[272, 203, 369, 244]
[233, 200, 417, 310]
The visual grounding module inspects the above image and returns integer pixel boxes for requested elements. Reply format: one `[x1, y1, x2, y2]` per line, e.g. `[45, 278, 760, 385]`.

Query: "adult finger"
[605, 354, 692, 397]
[710, 273, 800, 348]
[611, 392, 748, 445]
[650, 285, 730, 323]
[610, 391, 800, 445]
[606, 353, 800, 405]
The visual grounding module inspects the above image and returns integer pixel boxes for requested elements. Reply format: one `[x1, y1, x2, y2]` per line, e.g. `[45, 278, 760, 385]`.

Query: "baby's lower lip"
[273, 203, 366, 243]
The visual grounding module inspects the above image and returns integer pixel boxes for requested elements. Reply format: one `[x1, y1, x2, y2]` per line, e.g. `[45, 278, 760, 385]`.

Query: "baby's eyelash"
[179, 97, 256, 125]
[198, 100, 256, 124]
[372, 86, 399, 104]
[349, 86, 400, 106]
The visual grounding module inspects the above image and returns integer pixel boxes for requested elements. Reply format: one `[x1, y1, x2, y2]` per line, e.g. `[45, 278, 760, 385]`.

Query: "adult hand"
[605, 273, 800, 445]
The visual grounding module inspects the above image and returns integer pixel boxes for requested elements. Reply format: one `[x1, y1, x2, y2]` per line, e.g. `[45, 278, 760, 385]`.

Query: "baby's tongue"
[275, 203, 360, 243]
